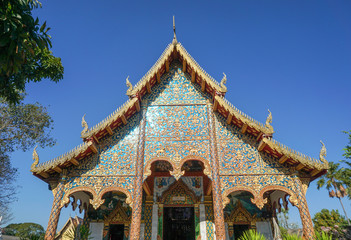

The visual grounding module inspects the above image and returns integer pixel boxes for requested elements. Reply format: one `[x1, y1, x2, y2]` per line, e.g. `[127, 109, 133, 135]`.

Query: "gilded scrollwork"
[144, 62, 211, 105]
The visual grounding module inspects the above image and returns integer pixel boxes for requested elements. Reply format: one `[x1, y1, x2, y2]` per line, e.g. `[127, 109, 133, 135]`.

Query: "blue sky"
[6, 0, 351, 230]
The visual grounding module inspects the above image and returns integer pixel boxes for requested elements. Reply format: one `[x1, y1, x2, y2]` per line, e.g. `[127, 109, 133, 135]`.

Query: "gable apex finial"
[172, 15, 177, 45]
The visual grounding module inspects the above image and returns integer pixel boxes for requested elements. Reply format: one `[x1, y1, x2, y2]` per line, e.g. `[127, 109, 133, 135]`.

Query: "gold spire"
[172, 16, 177, 45]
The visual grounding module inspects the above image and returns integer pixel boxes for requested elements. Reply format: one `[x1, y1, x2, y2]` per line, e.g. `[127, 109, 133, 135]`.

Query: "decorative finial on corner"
[172, 15, 178, 45]
[265, 109, 274, 133]
[81, 114, 88, 137]
[319, 140, 328, 165]
[220, 72, 227, 93]
[126, 76, 133, 96]
[31, 145, 39, 168]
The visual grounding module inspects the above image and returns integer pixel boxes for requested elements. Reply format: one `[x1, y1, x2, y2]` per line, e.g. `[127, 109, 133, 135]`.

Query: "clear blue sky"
[7, 0, 351, 230]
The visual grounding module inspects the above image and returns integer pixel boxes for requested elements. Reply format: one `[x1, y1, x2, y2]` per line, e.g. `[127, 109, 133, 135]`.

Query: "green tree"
[0, 96, 55, 218]
[340, 130, 351, 199]
[3, 222, 45, 239]
[0, 0, 63, 104]
[312, 209, 348, 239]
[316, 161, 350, 225]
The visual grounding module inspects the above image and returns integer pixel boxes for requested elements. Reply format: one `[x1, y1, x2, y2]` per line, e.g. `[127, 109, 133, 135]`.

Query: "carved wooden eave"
[258, 137, 329, 180]
[30, 39, 328, 182]
[30, 140, 96, 179]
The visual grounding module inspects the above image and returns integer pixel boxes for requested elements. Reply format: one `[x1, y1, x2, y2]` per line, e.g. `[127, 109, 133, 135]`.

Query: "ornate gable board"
[160, 179, 199, 205]
[105, 201, 131, 224]
[31, 39, 327, 181]
[225, 200, 255, 224]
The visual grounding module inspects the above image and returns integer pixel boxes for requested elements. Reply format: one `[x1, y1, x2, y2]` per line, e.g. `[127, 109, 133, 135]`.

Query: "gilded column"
[144, 196, 153, 240]
[194, 204, 200, 240]
[157, 204, 164, 240]
[124, 224, 130, 240]
[207, 101, 226, 240]
[129, 108, 147, 240]
[44, 178, 65, 240]
[297, 194, 314, 240]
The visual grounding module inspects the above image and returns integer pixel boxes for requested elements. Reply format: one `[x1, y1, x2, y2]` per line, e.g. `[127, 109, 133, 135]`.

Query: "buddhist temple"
[31, 20, 329, 240]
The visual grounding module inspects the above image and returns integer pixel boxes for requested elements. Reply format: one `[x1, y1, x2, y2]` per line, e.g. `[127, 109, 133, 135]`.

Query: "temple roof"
[30, 40, 328, 181]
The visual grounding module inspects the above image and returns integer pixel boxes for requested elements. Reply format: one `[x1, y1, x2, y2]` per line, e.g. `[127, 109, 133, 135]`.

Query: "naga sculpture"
[265, 109, 274, 133]
[31, 145, 39, 168]
[220, 72, 227, 93]
[126, 76, 133, 96]
[81, 114, 88, 137]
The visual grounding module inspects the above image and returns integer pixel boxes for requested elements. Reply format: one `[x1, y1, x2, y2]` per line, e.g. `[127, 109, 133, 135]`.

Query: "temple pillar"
[194, 204, 200, 240]
[44, 179, 65, 240]
[297, 194, 314, 240]
[151, 204, 159, 240]
[227, 223, 234, 240]
[129, 109, 147, 240]
[103, 224, 109, 240]
[207, 101, 226, 240]
[199, 204, 207, 240]
[157, 204, 164, 240]
[124, 224, 130, 240]
[143, 196, 153, 240]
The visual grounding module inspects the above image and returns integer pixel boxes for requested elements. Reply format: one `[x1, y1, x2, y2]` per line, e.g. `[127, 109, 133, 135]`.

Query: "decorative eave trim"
[81, 98, 138, 139]
[30, 141, 93, 174]
[262, 138, 329, 171]
[176, 43, 227, 94]
[131, 44, 174, 94]
[215, 95, 273, 135]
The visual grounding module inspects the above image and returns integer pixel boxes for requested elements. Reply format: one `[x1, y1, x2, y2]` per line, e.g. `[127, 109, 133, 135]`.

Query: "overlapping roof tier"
[31, 41, 328, 181]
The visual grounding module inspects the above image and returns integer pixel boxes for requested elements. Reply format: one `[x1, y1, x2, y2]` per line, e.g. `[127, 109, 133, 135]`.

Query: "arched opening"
[223, 190, 268, 240]
[88, 190, 132, 240]
[263, 189, 303, 239]
[56, 189, 94, 239]
[141, 158, 211, 240]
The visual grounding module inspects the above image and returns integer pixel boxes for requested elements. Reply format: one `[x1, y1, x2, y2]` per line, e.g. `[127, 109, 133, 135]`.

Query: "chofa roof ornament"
[319, 140, 328, 165]
[31, 145, 39, 169]
[220, 73, 227, 93]
[265, 109, 274, 133]
[81, 114, 88, 138]
[126, 76, 133, 97]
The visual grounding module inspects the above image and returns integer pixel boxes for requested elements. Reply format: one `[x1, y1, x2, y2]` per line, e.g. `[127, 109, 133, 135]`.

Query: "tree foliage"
[312, 209, 348, 239]
[0, 97, 55, 219]
[3, 222, 45, 239]
[0, 0, 63, 104]
[340, 130, 351, 199]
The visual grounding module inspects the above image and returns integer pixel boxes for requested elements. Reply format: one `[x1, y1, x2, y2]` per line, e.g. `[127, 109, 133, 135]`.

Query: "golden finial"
[220, 72, 227, 93]
[319, 140, 328, 165]
[265, 109, 274, 133]
[172, 16, 177, 45]
[81, 114, 88, 137]
[126, 76, 133, 96]
[31, 145, 39, 168]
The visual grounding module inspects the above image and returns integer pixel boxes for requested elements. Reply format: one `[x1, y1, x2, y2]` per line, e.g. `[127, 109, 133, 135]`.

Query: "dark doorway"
[233, 224, 250, 239]
[109, 224, 124, 240]
[164, 207, 195, 240]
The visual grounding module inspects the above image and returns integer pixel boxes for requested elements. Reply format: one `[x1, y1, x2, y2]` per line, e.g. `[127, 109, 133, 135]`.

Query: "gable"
[31, 41, 327, 183]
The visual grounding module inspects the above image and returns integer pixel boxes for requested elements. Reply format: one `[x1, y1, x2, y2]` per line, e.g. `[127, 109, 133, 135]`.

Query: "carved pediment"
[226, 200, 255, 224]
[160, 179, 198, 205]
[105, 202, 130, 223]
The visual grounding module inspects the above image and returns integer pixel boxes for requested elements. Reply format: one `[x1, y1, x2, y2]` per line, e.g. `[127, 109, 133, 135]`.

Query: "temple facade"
[31, 33, 329, 240]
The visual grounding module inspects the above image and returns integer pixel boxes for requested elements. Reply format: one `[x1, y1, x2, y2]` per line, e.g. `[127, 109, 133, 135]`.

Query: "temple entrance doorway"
[109, 224, 124, 240]
[163, 207, 195, 240]
[233, 224, 250, 239]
